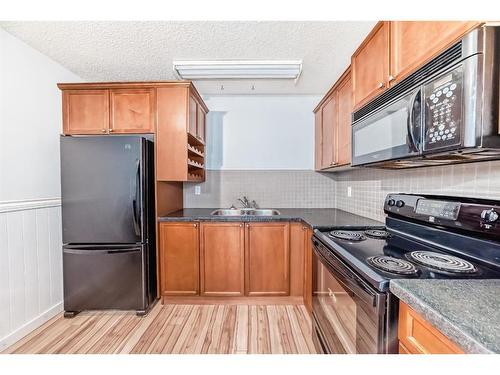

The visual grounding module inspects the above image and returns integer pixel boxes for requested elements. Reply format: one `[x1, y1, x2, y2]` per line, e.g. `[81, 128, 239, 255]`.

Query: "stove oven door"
[312, 238, 387, 354]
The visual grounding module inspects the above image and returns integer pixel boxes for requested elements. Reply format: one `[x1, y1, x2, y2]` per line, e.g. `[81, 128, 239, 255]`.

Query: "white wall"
[203, 95, 321, 170]
[0, 27, 82, 350]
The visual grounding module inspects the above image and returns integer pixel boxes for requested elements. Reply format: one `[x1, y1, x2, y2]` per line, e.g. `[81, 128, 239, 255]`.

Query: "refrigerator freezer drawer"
[63, 246, 145, 312]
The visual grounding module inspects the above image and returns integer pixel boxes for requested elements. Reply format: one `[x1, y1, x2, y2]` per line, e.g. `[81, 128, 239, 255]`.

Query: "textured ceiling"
[0, 21, 376, 95]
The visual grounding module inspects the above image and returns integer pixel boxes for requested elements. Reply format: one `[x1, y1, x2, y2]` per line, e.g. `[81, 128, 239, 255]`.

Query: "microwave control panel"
[423, 66, 463, 152]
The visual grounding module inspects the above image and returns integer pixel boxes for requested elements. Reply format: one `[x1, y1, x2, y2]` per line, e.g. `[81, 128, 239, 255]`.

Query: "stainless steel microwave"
[351, 26, 500, 168]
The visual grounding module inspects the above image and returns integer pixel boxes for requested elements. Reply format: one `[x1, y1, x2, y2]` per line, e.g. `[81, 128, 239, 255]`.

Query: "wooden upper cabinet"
[245, 222, 290, 296]
[398, 302, 464, 354]
[200, 223, 245, 296]
[320, 94, 337, 169]
[62, 90, 109, 135]
[313, 67, 352, 171]
[390, 21, 480, 85]
[188, 95, 198, 137]
[109, 88, 155, 133]
[159, 222, 200, 296]
[352, 21, 390, 110]
[335, 71, 353, 166]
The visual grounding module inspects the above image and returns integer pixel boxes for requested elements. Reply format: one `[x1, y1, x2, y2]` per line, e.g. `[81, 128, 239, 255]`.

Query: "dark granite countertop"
[390, 279, 500, 354]
[158, 208, 383, 230]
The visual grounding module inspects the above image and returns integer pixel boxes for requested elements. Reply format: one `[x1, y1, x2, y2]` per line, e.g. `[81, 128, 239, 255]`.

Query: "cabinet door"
[335, 71, 353, 166]
[352, 21, 390, 110]
[289, 223, 306, 297]
[321, 94, 337, 169]
[62, 90, 109, 135]
[245, 222, 290, 296]
[390, 21, 480, 85]
[200, 223, 245, 296]
[159, 222, 199, 296]
[314, 110, 323, 170]
[197, 106, 206, 143]
[398, 302, 464, 354]
[188, 95, 198, 137]
[110, 89, 155, 133]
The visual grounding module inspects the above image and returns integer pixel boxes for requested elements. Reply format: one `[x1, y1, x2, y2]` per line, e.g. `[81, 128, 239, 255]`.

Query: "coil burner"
[408, 251, 477, 274]
[367, 256, 419, 275]
[328, 231, 366, 241]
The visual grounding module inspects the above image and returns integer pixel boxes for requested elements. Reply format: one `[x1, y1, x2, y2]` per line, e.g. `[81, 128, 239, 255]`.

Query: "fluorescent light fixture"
[172, 60, 302, 80]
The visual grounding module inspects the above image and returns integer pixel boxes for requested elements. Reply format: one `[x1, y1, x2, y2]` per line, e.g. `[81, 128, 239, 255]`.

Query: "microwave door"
[351, 89, 422, 166]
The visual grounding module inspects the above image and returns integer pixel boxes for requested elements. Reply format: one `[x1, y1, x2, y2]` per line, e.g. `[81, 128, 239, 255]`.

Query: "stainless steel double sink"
[210, 208, 281, 216]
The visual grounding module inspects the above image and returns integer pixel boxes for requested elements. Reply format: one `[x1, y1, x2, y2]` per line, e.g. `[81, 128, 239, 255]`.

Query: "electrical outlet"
[347, 186, 352, 197]
[195, 185, 201, 195]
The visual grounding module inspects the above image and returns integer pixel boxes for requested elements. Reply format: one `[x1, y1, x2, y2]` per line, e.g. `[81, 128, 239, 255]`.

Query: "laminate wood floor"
[3, 303, 317, 354]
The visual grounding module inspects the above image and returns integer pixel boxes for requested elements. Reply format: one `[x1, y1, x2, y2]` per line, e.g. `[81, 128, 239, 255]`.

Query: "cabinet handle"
[194, 223, 198, 228]
[246, 224, 249, 228]
[388, 75, 395, 82]
[239, 224, 243, 227]
[101, 129, 106, 133]
[109, 129, 114, 132]
[378, 82, 385, 89]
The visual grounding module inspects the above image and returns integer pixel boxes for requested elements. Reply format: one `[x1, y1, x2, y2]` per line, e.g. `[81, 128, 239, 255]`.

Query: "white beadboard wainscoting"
[0, 198, 63, 351]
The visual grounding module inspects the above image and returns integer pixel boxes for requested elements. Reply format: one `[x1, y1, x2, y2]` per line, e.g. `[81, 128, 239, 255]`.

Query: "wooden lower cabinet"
[159, 221, 310, 302]
[200, 222, 245, 296]
[159, 222, 199, 296]
[245, 222, 290, 296]
[398, 302, 464, 354]
[303, 226, 313, 315]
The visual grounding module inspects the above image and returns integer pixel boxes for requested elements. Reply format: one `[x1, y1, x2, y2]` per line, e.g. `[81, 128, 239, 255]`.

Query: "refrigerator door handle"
[132, 159, 141, 237]
[63, 248, 141, 255]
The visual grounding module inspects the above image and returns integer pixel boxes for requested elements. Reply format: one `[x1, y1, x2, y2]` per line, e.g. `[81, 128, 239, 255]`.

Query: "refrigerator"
[60, 135, 156, 317]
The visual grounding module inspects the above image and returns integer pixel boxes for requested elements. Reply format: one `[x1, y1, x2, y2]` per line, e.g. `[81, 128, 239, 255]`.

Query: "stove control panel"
[384, 194, 500, 237]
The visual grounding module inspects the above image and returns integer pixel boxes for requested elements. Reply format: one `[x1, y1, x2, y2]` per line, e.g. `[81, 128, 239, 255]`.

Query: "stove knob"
[387, 199, 396, 207]
[396, 200, 405, 208]
[481, 209, 499, 223]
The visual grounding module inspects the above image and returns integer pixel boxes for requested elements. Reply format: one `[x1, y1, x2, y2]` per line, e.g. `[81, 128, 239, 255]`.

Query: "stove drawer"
[398, 302, 464, 354]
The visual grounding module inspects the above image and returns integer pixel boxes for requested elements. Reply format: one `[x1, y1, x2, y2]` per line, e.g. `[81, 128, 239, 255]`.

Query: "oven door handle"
[407, 89, 421, 153]
[313, 241, 379, 308]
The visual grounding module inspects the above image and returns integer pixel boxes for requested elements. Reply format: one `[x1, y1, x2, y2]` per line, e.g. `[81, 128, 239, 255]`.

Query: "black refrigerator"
[60, 135, 156, 317]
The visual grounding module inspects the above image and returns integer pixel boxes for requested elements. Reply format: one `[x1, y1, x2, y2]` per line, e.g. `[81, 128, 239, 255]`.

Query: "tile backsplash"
[335, 161, 500, 222]
[183, 170, 336, 208]
[184, 161, 500, 222]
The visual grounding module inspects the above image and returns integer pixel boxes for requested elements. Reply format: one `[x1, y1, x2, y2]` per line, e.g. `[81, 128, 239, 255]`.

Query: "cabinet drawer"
[398, 302, 463, 354]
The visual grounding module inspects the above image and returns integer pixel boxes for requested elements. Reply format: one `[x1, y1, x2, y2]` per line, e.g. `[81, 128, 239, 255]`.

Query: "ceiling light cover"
[173, 60, 302, 80]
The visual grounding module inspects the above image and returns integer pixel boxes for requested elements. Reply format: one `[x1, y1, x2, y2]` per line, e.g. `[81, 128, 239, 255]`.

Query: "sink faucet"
[236, 196, 259, 209]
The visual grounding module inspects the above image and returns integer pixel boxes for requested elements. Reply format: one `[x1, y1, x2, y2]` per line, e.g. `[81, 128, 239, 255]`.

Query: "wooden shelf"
[188, 145, 204, 158]
[188, 172, 205, 182]
[188, 160, 204, 169]
[188, 133, 205, 147]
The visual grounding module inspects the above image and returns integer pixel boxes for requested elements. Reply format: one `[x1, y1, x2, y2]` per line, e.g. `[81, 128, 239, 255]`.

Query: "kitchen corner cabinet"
[245, 222, 290, 296]
[200, 222, 245, 296]
[352, 21, 481, 110]
[156, 84, 208, 182]
[313, 68, 352, 170]
[398, 302, 464, 354]
[159, 222, 200, 296]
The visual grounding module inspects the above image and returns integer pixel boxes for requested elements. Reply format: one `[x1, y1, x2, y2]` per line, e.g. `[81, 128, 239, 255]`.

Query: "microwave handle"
[407, 89, 421, 152]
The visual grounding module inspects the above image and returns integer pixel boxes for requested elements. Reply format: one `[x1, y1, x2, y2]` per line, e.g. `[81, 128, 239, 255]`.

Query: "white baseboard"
[0, 302, 63, 352]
